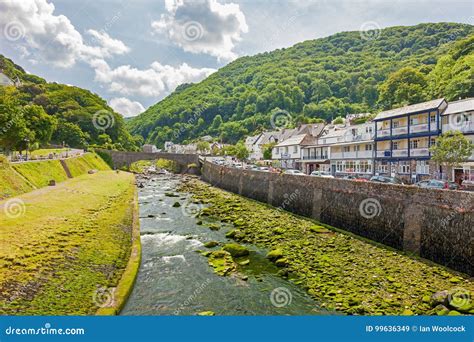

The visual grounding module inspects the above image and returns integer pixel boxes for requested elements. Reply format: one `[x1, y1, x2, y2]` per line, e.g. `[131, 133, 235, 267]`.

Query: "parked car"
[370, 175, 404, 185]
[284, 169, 305, 175]
[310, 171, 334, 178]
[415, 179, 463, 190]
[257, 166, 270, 172]
[341, 175, 368, 182]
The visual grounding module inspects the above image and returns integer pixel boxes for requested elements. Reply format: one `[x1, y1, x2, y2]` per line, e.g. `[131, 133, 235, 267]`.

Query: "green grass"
[0, 153, 111, 199]
[12, 160, 69, 188]
[64, 153, 111, 178]
[0, 171, 137, 315]
[0, 164, 34, 200]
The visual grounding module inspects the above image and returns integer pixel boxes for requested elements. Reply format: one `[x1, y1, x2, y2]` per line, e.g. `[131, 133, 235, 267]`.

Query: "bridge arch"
[97, 149, 201, 173]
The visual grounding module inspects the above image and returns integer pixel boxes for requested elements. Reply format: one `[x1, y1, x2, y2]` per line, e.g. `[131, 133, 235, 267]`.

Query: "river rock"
[275, 258, 289, 267]
[266, 248, 283, 261]
[223, 243, 249, 257]
[431, 290, 449, 306]
[172, 202, 181, 207]
[208, 250, 236, 276]
[197, 311, 215, 316]
[204, 241, 219, 248]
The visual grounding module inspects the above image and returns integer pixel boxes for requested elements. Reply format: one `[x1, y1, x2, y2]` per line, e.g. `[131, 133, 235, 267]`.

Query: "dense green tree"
[378, 67, 429, 108]
[430, 131, 474, 180]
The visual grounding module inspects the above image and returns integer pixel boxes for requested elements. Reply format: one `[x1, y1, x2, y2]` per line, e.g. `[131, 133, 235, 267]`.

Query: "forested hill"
[0, 55, 140, 152]
[128, 22, 474, 147]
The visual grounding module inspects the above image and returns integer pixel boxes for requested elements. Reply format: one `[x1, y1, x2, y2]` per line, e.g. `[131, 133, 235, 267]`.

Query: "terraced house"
[373, 98, 448, 182]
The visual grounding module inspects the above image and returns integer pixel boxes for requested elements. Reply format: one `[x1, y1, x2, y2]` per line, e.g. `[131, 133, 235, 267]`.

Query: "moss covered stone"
[207, 250, 236, 276]
[266, 248, 284, 261]
[204, 241, 219, 248]
[223, 243, 249, 257]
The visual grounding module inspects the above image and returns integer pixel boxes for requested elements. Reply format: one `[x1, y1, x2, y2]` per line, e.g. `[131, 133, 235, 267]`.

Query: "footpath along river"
[121, 174, 333, 315]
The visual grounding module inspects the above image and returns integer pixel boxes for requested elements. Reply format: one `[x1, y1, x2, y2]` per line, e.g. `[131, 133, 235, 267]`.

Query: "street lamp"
[24, 138, 29, 161]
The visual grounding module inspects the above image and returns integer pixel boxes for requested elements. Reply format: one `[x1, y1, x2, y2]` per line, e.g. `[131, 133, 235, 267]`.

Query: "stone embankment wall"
[202, 161, 474, 276]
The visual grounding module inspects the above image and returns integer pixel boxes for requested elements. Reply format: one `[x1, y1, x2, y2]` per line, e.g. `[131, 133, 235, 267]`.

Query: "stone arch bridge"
[97, 149, 201, 173]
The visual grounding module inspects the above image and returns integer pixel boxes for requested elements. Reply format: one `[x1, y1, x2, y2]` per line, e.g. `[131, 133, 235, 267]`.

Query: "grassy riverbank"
[180, 178, 473, 315]
[0, 171, 137, 315]
[0, 153, 110, 199]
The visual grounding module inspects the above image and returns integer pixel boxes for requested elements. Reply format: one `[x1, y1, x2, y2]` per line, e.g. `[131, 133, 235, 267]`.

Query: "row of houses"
[246, 98, 474, 184]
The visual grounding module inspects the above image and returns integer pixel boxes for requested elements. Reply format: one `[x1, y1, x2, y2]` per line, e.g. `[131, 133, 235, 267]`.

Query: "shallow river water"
[121, 175, 333, 315]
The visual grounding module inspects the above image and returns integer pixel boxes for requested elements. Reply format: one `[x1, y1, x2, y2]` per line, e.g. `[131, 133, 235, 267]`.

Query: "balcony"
[392, 126, 408, 135]
[442, 121, 474, 133]
[392, 149, 409, 157]
[411, 148, 430, 157]
[410, 123, 429, 134]
[302, 155, 328, 161]
[330, 151, 373, 159]
[377, 129, 391, 137]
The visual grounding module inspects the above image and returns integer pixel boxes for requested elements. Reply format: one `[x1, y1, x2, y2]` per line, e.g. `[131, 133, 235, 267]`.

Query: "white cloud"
[109, 97, 145, 117]
[152, 0, 248, 61]
[0, 0, 129, 67]
[90, 58, 216, 98]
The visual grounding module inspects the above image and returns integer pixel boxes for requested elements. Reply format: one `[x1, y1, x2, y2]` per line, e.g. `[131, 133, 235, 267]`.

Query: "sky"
[0, 0, 473, 117]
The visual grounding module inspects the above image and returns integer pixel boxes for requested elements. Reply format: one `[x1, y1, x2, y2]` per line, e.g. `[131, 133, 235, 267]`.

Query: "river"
[121, 174, 332, 315]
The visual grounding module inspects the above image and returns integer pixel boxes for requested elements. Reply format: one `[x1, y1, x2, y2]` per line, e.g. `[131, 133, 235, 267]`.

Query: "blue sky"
[0, 0, 473, 117]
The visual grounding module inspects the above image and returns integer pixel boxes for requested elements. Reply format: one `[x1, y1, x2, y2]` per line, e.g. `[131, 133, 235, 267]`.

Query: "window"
[378, 161, 389, 173]
[392, 121, 400, 128]
[293, 145, 298, 153]
[343, 146, 350, 152]
[430, 115, 436, 123]
[399, 161, 410, 174]
[430, 138, 436, 146]
[354, 145, 360, 151]
[365, 144, 373, 151]
[275, 147, 279, 154]
[284, 146, 288, 154]
[410, 139, 419, 149]
[416, 161, 430, 175]
[392, 141, 399, 150]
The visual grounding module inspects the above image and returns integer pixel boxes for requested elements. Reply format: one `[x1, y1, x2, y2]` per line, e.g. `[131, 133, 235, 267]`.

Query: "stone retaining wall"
[202, 161, 474, 276]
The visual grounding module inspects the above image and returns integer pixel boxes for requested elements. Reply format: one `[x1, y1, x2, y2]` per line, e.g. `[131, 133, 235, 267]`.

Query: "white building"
[142, 144, 158, 153]
[441, 98, 474, 184]
[329, 122, 375, 176]
[272, 134, 316, 169]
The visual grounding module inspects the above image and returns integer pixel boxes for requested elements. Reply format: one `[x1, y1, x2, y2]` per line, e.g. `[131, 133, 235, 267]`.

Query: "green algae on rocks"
[178, 178, 473, 316]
